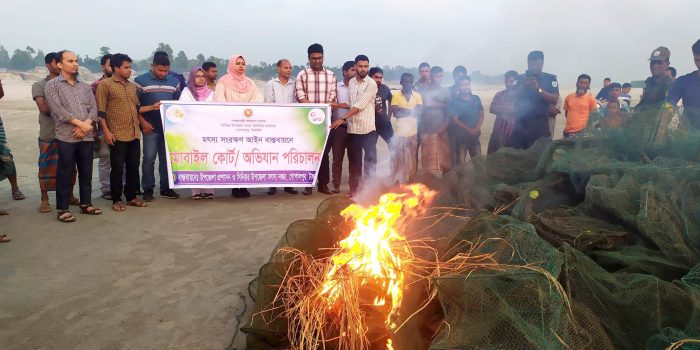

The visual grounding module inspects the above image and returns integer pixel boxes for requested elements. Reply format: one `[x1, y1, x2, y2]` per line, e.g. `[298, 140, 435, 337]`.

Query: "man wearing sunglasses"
[638, 46, 673, 108]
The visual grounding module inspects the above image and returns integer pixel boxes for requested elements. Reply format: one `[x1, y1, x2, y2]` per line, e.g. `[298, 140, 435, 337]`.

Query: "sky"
[1, 0, 698, 86]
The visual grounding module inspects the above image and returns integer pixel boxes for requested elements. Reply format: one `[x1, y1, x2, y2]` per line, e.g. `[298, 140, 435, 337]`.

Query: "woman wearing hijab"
[214, 55, 263, 198]
[180, 67, 215, 200]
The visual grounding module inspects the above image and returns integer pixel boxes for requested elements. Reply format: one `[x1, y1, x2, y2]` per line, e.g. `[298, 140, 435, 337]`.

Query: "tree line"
[0, 42, 521, 85]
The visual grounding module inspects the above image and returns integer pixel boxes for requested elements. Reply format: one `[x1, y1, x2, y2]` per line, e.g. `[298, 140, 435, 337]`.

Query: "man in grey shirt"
[264, 59, 298, 195]
[45, 50, 102, 222]
[32, 52, 79, 213]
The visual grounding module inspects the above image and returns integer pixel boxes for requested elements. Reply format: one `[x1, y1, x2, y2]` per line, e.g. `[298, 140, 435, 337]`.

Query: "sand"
[0, 75, 610, 349]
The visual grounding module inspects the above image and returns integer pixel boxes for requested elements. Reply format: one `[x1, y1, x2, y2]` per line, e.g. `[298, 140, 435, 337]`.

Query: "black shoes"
[160, 189, 180, 199]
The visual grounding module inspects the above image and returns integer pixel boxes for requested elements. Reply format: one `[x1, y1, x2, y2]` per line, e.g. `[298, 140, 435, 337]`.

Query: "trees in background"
[0, 42, 505, 84]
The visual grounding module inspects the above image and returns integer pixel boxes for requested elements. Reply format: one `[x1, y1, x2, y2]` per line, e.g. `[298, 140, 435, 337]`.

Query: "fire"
[319, 184, 436, 328]
[386, 338, 394, 350]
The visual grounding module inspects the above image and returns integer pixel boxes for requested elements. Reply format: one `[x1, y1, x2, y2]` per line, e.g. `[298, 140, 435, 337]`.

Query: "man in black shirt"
[370, 67, 394, 145]
[638, 46, 674, 108]
[448, 66, 468, 99]
[510, 50, 559, 150]
[448, 77, 484, 165]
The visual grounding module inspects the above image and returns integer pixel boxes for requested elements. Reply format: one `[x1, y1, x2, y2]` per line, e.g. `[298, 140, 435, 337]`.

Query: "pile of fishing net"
[241, 107, 700, 350]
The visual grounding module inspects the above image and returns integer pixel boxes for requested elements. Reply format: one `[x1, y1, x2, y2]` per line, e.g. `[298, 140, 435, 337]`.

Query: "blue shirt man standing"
[134, 53, 181, 201]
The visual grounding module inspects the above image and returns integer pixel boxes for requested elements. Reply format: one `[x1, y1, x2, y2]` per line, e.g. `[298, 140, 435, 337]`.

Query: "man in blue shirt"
[510, 50, 559, 150]
[666, 39, 700, 130]
[134, 54, 181, 201]
[595, 78, 612, 101]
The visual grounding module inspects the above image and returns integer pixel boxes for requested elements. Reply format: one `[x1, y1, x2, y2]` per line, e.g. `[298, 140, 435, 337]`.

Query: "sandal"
[0, 209, 8, 216]
[12, 189, 25, 200]
[192, 193, 205, 200]
[127, 199, 147, 208]
[0, 234, 10, 243]
[80, 204, 103, 215]
[69, 197, 80, 206]
[112, 202, 126, 212]
[38, 201, 52, 213]
[57, 210, 76, 223]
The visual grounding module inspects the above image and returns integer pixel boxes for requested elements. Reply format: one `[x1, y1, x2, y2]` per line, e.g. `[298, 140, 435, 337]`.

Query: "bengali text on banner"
[160, 101, 330, 188]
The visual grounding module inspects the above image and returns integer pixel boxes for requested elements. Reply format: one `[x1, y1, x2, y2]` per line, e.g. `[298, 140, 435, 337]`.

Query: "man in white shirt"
[331, 55, 377, 197]
[327, 61, 356, 193]
[265, 59, 299, 195]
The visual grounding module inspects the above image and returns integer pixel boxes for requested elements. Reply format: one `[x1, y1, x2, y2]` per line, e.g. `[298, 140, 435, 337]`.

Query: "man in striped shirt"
[295, 43, 337, 195]
[330, 55, 377, 197]
[134, 54, 181, 201]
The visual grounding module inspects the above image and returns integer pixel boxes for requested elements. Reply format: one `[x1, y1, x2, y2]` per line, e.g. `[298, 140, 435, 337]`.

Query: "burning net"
[242, 107, 700, 349]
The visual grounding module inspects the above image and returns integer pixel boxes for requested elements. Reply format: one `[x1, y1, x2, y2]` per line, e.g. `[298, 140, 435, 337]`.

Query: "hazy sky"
[1, 0, 698, 86]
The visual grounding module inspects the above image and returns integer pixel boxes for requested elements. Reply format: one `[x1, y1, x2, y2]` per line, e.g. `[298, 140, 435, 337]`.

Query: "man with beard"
[33, 52, 79, 213]
[330, 55, 377, 197]
[45, 50, 102, 222]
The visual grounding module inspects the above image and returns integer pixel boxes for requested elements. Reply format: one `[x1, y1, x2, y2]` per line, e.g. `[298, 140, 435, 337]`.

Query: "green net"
[242, 106, 700, 349]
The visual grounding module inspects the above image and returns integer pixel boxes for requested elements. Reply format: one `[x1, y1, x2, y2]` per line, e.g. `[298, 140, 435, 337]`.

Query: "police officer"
[509, 50, 559, 150]
[638, 46, 673, 108]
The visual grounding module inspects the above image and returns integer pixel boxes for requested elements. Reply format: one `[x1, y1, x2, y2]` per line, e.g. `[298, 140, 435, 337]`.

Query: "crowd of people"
[0, 38, 699, 235]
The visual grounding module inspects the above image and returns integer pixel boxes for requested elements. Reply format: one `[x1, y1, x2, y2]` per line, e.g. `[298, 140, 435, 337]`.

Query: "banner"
[160, 101, 330, 188]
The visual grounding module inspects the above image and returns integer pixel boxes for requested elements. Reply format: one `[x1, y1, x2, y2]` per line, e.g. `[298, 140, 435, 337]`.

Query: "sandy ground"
[0, 77, 587, 349]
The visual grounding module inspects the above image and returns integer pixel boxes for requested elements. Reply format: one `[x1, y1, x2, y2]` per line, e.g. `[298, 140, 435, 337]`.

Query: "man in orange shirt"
[563, 74, 598, 137]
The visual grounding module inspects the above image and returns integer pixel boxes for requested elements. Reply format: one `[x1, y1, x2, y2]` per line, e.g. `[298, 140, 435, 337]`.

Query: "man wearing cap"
[509, 50, 559, 150]
[638, 46, 673, 107]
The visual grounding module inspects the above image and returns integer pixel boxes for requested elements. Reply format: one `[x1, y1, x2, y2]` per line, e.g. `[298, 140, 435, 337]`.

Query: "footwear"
[57, 210, 76, 223]
[232, 189, 242, 198]
[204, 193, 215, 199]
[112, 202, 126, 212]
[317, 186, 332, 195]
[136, 189, 143, 196]
[101, 191, 112, 201]
[80, 204, 103, 215]
[38, 200, 52, 213]
[12, 189, 25, 200]
[143, 190, 154, 202]
[284, 188, 298, 195]
[160, 189, 180, 199]
[0, 234, 10, 243]
[303, 188, 312, 196]
[192, 193, 205, 200]
[127, 199, 148, 207]
[240, 188, 251, 198]
[331, 187, 340, 194]
[267, 188, 277, 195]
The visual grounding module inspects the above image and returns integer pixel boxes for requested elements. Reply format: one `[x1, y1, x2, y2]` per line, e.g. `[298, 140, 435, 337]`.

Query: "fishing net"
[242, 104, 700, 349]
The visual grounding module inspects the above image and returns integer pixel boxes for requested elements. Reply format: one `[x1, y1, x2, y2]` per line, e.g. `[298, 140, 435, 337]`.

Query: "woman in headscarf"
[180, 66, 215, 200]
[214, 55, 263, 198]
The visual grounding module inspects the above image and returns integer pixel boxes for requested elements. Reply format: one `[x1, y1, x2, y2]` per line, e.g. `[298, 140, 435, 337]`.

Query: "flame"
[319, 184, 436, 328]
[387, 338, 394, 350]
